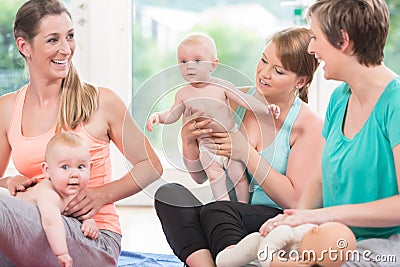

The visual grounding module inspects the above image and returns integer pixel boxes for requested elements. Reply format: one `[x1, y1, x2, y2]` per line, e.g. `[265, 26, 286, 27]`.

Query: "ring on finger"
[218, 144, 221, 150]
[193, 121, 197, 129]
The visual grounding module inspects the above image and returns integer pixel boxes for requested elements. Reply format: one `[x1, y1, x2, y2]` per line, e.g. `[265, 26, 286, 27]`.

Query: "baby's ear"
[90, 161, 94, 170]
[211, 58, 219, 70]
[41, 162, 50, 178]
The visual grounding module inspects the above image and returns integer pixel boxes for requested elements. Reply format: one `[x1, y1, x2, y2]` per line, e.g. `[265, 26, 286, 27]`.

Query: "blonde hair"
[14, 0, 98, 131]
[178, 32, 218, 60]
[59, 65, 98, 130]
[45, 132, 88, 161]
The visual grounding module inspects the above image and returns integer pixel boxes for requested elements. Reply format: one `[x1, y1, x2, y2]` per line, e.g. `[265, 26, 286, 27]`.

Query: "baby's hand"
[81, 219, 99, 239]
[146, 113, 159, 132]
[57, 253, 73, 267]
[269, 104, 280, 119]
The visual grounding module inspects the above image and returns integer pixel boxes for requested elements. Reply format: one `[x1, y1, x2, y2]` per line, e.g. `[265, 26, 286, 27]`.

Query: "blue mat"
[118, 251, 182, 267]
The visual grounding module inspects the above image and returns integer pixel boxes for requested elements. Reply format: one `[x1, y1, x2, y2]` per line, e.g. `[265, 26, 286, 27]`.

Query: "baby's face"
[44, 143, 91, 196]
[299, 222, 357, 267]
[177, 43, 216, 83]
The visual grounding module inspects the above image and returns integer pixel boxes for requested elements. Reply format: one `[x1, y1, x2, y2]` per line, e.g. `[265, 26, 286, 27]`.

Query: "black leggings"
[154, 183, 282, 263]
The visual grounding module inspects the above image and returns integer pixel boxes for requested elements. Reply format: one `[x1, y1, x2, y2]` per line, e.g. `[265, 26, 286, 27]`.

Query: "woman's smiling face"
[30, 12, 75, 81]
[308, 14, 343, 81]
[255, 42, 299, 100]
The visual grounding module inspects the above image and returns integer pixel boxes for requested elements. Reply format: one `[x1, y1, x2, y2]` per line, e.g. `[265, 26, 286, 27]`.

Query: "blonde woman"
[0, 0, 162, 266]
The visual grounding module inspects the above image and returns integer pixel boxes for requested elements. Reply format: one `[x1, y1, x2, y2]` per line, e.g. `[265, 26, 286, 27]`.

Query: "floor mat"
[118, 251, 182, 267]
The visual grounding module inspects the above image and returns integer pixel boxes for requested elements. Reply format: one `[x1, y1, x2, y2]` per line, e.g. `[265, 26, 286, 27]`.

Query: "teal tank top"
[234, 87, 302, 208]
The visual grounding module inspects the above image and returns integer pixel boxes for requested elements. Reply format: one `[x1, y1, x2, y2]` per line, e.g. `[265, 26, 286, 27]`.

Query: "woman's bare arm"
[247, 110, 323, 208]
[0, 92, 37, 194]
[0, 93, 14, 179]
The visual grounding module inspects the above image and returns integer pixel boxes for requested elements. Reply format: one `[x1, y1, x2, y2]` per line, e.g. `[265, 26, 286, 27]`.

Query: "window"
[131, 0, 296, 171]
[0, 0, 72, 96]
[0, 0, 28, 96]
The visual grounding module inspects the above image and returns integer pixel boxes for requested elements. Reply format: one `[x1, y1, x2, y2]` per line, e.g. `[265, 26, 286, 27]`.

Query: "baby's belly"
[186, 100, 236, 132]
[207, 119, 235, 133]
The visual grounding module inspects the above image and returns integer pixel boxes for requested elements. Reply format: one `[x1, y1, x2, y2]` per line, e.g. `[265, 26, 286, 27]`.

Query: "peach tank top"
[7, 85, 121, 235]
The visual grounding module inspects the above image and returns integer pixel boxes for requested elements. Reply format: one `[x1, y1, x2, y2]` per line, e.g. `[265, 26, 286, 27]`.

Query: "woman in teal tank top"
[261, 1, 400, 266]
[154, 27, 323, 267]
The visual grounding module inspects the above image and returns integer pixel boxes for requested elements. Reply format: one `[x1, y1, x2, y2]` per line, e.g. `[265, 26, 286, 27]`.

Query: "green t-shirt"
[322, 77, 400, 239]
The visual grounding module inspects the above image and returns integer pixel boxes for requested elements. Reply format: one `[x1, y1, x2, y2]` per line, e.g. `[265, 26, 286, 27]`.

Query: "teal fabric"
[322, 77, 400, 240]
[235, 89, 302, 208]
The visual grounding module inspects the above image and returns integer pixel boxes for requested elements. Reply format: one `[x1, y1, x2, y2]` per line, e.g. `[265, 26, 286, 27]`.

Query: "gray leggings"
[0, 191, 121, 267]
[342, 234, 400, 267]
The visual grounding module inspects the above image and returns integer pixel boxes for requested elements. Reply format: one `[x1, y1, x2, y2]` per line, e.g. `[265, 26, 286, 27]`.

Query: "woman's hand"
[259, 214, 289, 237]
[5, 175, 38, 196]
[202, 131, 251, 162]
[63, 187, 106, 220]
[181, 106, 212, 144]
[259, 208, 334, 237]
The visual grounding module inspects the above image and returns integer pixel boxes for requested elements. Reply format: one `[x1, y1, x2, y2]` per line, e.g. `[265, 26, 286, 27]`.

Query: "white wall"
[71, 0, 132, 102]
[308, 65, 340, 119]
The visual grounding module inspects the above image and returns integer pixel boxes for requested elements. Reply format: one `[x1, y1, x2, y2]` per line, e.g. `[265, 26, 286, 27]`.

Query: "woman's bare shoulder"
[97, 86, 124, 106]
[289, 102, 323, 150]
[0, 90, 20, 124]
[97, 86, 117, 97]
[295, 103, 323, 133]
[96, 86, 129, 117]
[0, 90, 18, 108]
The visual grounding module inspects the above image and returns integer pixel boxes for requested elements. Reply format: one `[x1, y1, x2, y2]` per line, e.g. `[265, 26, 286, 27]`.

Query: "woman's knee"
[155, 183, 184, 206]
[155, 183, 181, 202]
[155, 183, 202, 209]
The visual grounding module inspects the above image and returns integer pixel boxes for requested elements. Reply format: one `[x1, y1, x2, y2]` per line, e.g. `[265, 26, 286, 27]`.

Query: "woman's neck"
[345, 64, 397, 104]
[27, 80, 62, 107]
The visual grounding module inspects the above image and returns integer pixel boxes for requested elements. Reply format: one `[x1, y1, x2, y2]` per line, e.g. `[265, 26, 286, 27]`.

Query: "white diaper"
[198, 124, 239, 169]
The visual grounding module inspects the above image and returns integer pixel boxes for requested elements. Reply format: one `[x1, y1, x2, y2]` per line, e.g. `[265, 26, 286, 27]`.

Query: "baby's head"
[177, 32, 219, 83]
[178, 32, 217, 61]
[42, 132, 91, 195]
[299, 222, 357, 267]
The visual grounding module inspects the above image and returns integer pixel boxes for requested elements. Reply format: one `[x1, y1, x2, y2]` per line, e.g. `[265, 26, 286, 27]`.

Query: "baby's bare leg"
[199, 150, 230, 201]
[226, 159, 249, 203]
